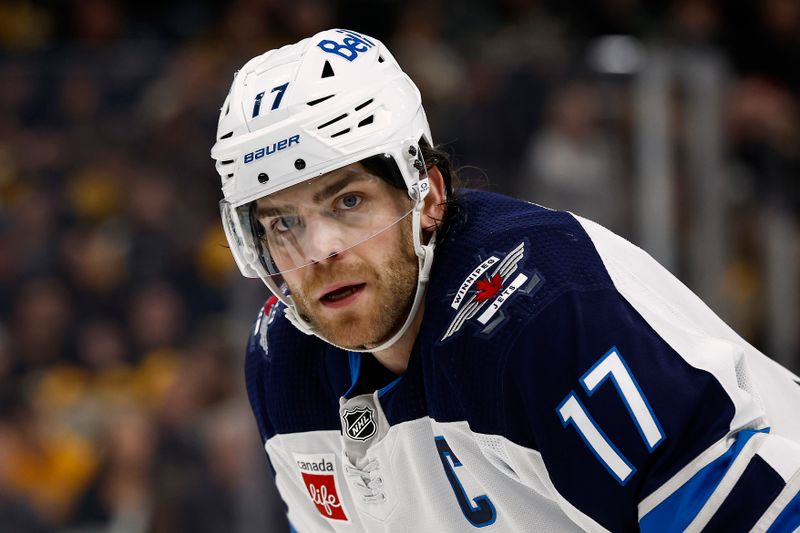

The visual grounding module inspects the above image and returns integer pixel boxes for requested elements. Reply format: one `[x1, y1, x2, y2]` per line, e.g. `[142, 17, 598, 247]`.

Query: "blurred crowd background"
[1, 0, 798, 531]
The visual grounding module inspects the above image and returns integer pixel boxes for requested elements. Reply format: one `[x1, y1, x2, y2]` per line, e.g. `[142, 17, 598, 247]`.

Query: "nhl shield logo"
[342, 406, 377, 441]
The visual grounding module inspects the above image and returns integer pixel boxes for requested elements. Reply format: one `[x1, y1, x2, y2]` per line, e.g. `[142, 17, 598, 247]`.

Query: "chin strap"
[282, 296, 315, 336]
[341, 237, 434, 354]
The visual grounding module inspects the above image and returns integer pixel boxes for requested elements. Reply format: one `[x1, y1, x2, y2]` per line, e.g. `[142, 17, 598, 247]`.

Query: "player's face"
[255, 163, 419, 348]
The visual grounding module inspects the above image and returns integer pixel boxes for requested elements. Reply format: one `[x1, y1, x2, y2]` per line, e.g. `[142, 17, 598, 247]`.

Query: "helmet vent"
[225, 102, 230, 115]
[321, 60, 335, 78]
[307, 94, 334, 106]
[220, 159, 234, 165]
[378, 55, 385, 63]
[220, 131, 233, 140]
[331, 128, 350, 138]
[358, 116, 374, 127]
[354, 99, 373, 111]
[317, 113, 347, 129]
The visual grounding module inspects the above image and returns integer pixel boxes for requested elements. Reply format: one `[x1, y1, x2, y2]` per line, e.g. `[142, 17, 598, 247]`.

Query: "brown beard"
[287, 218, 418, 349]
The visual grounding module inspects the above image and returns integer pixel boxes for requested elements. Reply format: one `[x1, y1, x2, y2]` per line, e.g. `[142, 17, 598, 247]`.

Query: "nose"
[303, 217, 347, 264]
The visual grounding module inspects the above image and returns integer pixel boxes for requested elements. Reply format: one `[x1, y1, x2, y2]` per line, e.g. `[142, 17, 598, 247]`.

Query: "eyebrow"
[255, 204, 297, 218]
[255, 173, 372, 218]
[312, 173, 370, 204]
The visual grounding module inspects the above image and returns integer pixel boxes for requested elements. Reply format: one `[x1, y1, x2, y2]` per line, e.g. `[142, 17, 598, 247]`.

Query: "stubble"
[288, 219, 418, 349]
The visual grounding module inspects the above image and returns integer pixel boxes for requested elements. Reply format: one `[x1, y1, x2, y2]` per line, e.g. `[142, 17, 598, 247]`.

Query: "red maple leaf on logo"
[473, 273, 504, 302]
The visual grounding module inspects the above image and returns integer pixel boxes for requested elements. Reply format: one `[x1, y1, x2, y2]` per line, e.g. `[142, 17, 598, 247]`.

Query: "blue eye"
[272, 216, 299, 232]
[338, 194, 361, 210]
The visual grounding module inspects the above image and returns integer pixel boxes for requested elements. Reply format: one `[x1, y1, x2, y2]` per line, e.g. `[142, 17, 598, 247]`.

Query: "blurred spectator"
[60, 225, 129, 318]
[0, 1, 53, 51]
[128, 280, 186, 357]
[519, 80, 625, 232]
[728, 76, 800, 205]
[10, 277, 74, 370]
[0, 386, 97, 525]
[0, 388, 53, 533]
[91, 403, 155, 532]
[0, 324, 11, 381]
[721, 0, 800, 92]
[77, 318, 129, 371]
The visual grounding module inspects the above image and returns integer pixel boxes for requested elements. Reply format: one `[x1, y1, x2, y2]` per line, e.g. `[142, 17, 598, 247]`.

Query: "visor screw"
[408, 145, 417, 156]
[413, 159, 423, 171]
[258, 172, 269, 183]
[294, 158, 306, 170]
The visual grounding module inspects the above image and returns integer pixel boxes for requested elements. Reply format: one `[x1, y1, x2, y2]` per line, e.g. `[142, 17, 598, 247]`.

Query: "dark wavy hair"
[360, 140, 462, 246]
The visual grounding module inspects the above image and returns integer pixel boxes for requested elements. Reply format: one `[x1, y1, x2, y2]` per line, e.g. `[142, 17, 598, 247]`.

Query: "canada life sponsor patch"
[293, 452, 349, 522]
[441, 240, 542, 342]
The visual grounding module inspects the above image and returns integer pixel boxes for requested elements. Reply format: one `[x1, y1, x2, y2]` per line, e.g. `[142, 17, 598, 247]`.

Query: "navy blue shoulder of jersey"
[421, 190, 739, 531]
[420, 189, 619, 428]
[244, 301, 349, 441]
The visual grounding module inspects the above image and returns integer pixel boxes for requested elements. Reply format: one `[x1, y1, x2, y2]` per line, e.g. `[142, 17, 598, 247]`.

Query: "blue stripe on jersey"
[344, 351, 361, 398]
[702, 454, 786, 532]
[344, 351, 405, 399]
[378, 375, 404, 398]
[766, 490, 800, 533]
[639, 428, 768, 533]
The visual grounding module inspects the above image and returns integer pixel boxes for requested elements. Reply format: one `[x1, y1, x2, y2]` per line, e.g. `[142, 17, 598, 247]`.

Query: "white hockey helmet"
[211, 28, 436, 351]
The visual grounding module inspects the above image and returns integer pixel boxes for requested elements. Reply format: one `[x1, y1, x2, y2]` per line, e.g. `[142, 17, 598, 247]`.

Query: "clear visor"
[245, 164, 415, 277]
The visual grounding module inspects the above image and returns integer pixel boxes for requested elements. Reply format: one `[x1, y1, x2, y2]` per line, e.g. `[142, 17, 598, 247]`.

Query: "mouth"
[319, 283, 367, 308]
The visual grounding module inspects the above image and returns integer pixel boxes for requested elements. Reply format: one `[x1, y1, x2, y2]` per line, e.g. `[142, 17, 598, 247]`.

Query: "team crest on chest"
[441, 240, 542, 342]
[341, 406, 377, 441]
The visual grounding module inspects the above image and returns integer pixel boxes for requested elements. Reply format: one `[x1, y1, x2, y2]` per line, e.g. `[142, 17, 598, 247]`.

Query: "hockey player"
[211, 29, 800, 532]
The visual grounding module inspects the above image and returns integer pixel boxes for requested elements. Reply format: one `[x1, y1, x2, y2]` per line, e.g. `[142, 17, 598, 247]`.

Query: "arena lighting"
[587, 35, 647, 75]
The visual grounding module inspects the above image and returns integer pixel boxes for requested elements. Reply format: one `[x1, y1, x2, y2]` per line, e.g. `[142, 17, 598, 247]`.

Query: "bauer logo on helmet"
[243, 134, 301, 164]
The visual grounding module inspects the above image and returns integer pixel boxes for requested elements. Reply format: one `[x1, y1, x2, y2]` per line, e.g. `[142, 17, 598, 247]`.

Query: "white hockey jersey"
[244, 190, 800, 532]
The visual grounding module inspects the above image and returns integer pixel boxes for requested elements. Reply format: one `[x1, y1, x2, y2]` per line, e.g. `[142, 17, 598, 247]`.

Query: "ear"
[420, 165, 446, 239]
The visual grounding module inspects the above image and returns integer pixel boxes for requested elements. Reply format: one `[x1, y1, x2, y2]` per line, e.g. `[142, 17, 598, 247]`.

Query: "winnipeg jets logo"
[441, 241, 542, 342]
[342, 406, 377, 441]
